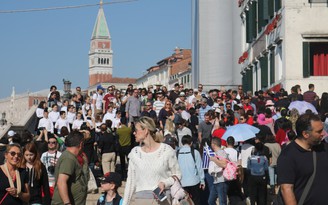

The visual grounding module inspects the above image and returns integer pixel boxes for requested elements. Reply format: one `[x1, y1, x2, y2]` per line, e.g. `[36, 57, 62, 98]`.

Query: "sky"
[0, 0, 191, 98]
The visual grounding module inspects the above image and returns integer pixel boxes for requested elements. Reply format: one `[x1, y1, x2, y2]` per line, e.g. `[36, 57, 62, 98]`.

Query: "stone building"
[239, 0, 328, 95]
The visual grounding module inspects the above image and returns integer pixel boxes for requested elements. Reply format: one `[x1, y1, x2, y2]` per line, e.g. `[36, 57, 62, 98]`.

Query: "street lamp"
[0, 112, 7, 126]
[62, 79, 72, 101]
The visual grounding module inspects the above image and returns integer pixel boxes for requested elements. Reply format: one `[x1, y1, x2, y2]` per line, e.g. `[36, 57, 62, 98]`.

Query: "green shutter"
[252, 2, 258, 39]
[275, 0, 281, 12]
[270, 50, 275, 84]
[257, 0, 264, 32]
[246, 11, 252, 43]
[303, 42, 310, 78]
[263, 0, 270, 20]
[247, 69, 253, 93]
[260, 56, 269, 89]
[268, 0, 274, 18]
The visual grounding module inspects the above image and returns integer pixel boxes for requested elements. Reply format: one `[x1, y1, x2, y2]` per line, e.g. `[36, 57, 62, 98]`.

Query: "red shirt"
[212, 128, 227, 147]
[103, 93, 115, 111]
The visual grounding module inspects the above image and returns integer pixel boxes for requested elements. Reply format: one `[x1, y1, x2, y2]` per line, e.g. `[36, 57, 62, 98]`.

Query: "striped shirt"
[202, 147, 216, 169]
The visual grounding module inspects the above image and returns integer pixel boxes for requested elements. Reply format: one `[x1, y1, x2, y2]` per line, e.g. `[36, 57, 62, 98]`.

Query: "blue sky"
[0, 0, 191, 98]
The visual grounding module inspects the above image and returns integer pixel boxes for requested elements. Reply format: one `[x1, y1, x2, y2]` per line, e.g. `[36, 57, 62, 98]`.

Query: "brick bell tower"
[89, 0, 113, 86]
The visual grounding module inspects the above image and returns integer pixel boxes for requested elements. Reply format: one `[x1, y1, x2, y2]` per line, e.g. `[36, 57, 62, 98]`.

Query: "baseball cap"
[8, 130, 15, 137]
[179, 92, 186, 97]
[100, 172, 122, 187]
[97, 85, 105, 91]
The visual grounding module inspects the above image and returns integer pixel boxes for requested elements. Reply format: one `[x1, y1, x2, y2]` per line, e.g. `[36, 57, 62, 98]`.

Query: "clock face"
[97, 41, 110, 49]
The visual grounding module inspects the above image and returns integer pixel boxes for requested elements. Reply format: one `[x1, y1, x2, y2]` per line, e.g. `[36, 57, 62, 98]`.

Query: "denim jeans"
[268, 166, 276, 186]
[208, 182, 228, 205]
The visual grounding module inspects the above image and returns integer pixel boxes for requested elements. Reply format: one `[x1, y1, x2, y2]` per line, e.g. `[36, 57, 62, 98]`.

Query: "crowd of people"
[0, 82, 327, 205]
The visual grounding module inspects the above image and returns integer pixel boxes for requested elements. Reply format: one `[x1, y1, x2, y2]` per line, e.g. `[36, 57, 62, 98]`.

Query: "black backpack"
[176, 146, 196, 163]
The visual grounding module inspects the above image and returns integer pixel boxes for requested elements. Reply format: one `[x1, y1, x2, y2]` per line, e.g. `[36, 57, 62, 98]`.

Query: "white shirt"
[41, 151, 62, 187]
[36, 108, 44, 118]
[66, 112, 76, 124]
[239, 143, 254, 168]
[60, 106, 68, 114]
[224, 147, 238, 163]
[93, 92, 103, 110]
[72, 119, 84, 130]
[153, 100, 165, 116]
[102, 111, 116, 123]
[55, 118, 71, 132]
[38, 117, 54, 133]
[48, 111, 60, 123]
[112, 117, 121, 129]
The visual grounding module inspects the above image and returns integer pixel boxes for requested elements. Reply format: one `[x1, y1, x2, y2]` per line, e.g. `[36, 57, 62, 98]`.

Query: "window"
[303, 42, 328, 77]
[309, 0, 328, 3]
[246, 2, 257, 43]
[98, 58, 100, 64]
[260, 55, 269, 89]
[270, 49, 275, 84]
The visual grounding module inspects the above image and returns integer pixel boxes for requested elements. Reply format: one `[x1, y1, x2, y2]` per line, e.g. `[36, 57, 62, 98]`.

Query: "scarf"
[2, 163, 21, 197]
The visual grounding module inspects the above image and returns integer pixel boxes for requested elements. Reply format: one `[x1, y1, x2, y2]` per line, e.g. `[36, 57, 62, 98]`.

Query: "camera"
[48, 165, 55, 174]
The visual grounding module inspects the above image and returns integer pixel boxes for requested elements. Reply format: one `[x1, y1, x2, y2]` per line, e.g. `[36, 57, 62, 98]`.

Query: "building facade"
[136, 48, 192, 90]
[191, 0, 242, 91]
[239, 0, 328, 96]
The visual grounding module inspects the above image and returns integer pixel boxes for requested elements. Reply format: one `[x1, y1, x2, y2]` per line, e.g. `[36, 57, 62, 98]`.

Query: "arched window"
[107, 58, 109, 64]
[101, 58, 104, 64]
[98, 58, 100, 64]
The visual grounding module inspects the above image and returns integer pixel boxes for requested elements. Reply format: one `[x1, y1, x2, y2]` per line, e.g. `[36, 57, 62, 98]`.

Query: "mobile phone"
[153, 187, 167, 202]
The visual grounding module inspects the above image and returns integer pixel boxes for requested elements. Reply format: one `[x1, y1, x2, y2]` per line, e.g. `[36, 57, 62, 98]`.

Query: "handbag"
[170, 176, 195, 205]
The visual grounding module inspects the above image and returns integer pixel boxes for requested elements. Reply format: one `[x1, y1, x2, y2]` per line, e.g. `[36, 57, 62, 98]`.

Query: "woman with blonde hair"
[0, 144, 30, 204]
[21, 143, 51, 204]
[123, 116, 181, 205]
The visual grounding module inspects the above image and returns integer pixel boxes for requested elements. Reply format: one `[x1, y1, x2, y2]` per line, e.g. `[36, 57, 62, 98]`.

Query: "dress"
[0, 168, 28, 205]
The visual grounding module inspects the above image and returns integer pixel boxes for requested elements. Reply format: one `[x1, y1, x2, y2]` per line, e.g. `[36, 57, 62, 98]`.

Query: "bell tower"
[89, 0, 113, 86]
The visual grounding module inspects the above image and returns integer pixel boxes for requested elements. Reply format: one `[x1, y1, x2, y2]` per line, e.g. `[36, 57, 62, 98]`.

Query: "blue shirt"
[198, 105, 212, 122]
[177, 146, 205, 187]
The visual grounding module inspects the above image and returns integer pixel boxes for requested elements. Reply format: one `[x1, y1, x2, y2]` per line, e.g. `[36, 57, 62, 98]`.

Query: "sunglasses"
[8, 151, 22, 157]
[48, 141, 57, 144]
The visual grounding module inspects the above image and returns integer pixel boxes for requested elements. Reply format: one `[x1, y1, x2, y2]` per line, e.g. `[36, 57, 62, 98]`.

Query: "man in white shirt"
[153, 91, 166, 116]
[176, 119, 192, 147]
[41, 135, 62, 197]
[60, 100, 69, 114]
[102, 105, 116, 124]
[55, 111, 71, 133]
[93, 85, 104, 117]
[38, 108, 54, 142]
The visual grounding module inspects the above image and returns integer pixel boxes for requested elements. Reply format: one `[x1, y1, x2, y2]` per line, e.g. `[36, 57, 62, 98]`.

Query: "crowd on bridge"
[0, 82, 328, 205]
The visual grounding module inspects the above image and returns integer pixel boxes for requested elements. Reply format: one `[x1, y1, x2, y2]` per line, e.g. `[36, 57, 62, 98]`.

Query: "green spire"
[91, 2, 110, 39]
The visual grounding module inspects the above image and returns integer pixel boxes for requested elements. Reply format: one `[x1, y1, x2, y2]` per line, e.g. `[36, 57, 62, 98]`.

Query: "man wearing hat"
[93, 85, 105, 117]
[97, 172, 123, 205]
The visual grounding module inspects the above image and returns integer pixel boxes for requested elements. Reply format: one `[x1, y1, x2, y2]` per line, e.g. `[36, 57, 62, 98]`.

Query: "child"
[97, 172, 123, 205]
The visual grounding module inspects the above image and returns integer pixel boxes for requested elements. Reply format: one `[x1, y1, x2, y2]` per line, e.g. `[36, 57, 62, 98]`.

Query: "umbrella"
[221, 123, 260, 142]
[288, 100, 318, 114]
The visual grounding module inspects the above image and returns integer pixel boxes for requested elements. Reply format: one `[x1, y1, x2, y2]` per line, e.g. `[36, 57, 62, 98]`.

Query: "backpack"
[248, 155, 268, 176]
[177, 146, 196, 163]
[216, 155, 238, 181]
[177, 147, 198, 175]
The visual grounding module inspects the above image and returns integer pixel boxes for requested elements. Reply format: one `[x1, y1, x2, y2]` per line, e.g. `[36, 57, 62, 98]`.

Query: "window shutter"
[260, 56, 269, 89]
[251, 2, 258, 39]
[303, 42, 310, 78]
[270, 50, 275, 84]
[258, 0, 264, 32]
[247, 69, 253, 93]
[275, 0, 282, 12]
[263, 0, 270, 20]
[268, 0, 274, 18]
[246, 11, 252, 43]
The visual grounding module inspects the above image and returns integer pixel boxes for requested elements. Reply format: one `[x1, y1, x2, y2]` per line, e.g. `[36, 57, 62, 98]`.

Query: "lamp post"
[0, 112, 7, 126]
[62, 79, 72, 101]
